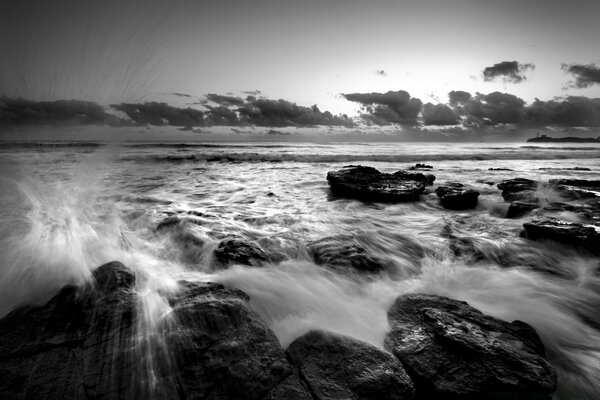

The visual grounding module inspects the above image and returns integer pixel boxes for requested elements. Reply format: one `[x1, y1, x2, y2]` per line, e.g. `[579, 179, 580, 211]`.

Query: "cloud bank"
[562, 63, 600, 88]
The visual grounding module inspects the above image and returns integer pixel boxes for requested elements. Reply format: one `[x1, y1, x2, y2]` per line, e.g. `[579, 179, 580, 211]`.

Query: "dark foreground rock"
[497, 178, 538, 201]
[327, 166, 426, 202]
[435, 183, 480, 210]
[393, 170, 436, 186]
[522, 218, 600, 254]
[549, 179, 600, 200]
[384, 294, 557, 400]
[308, 235, 388, 273]
[288, 330, 415, 400]
[0, 262, 305, 400]
[214, 239, 269, 267]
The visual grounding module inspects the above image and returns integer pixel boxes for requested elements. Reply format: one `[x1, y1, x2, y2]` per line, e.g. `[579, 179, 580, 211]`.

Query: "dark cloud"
[111, 102, 204, 126]
[203, 105, 242, 126]
[375, 69, 387, 76]
[205, 93, 245, 106]
[238, 98, 354, 127]
[483, 61, 535, 83]
[525, 96, 600, 127]
[342, 90, 421, 125]
[448, 90, 471, 106]
[0, 97, 123, 126]
[242, 90, 262, 95]
[168, 92, 193, 98]
[467, 92, 526, 124]
[562, 63, 600, 88]
[422, 103, 459, 125]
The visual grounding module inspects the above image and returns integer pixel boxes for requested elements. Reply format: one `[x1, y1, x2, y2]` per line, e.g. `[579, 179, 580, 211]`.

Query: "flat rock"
[393, 170, 436, 186]
[497, 178, 538, 201]
[288, 330, 415, 400]
[214, 239, 269, 267]
[327, 166, 426, 202]
[384, 294, 557, 400]
[409, 163, 433, 170]
[522, 218, 600, 254]
[436, 183, 480, 210]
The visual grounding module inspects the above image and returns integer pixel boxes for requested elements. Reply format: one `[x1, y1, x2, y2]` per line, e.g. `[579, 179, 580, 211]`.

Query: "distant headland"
[527, 133, 600, 143]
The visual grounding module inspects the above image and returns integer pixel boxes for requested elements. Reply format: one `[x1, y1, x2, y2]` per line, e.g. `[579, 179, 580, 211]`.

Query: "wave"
[124, 151, 600, 163]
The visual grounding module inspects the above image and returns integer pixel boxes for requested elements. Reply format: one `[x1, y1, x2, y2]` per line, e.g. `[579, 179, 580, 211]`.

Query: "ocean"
[1, 141, 599, 399]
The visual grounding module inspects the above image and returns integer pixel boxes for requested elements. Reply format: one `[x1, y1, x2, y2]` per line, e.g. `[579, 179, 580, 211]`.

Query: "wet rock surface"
[288, 330, 415, 400]
[522, 217, 600, 255]
[214, 239, 269, 267]
[384, 294, 557, 400]
[327, 165, 426, 202]
[506, 200, 540, 218]
[308, 235, 388, 273]
[497, 178, 538, 201]
[393, 170, 436, 186]
[435, 183, 480, 210]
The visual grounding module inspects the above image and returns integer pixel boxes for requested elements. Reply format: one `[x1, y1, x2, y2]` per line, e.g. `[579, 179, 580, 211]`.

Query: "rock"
[264, 374, 312, 400]
[488, 168, 513, 171]
[288, 330, 415, 400]
[308, 235, 388, 273]
[0, 261, 142, 399]
[539, 167, 591, 171]
[497, 178, 538, 201]
[409, 163, 433, 170]
[549, 179, 600, 188]
[0, 262, 298, 400]
[327, 166, 426, 202]
[393, 170, 436, 186]
[435, 183, 480, 210]
[506, 200, 540, 218]
[440, 223, 486, 261]
[166, 281, 293, 400]
[214, 239, 269, 267]
[384, 294, 557, 400]
[522, 218, 600, 254]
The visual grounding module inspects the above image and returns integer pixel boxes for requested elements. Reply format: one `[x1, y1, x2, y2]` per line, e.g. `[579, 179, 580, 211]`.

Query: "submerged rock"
[522, 218, 600, 254]
[308, 235, 388, 273]
[288, 330, 415, 400]
[327, 165, 426, 202]
[384, 294, 557, 400]
[497, 178, 538, 201]
[409, 163, 433, 170]
[435, 183, 480, 210]
[214, 239, 269, 267]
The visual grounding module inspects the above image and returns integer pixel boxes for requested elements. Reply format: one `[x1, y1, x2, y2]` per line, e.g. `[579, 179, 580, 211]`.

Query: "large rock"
[384, 294, 556, 400]
[308, 235, 388, 274]
[0, 261, 141, 400]
[497, 178, 538, 201]
[166, 281, 294, 400]
[435, 183, 480, 210]
[0, 262, 302, 400]
[506, 200, 540, 218]
[214, 239, 269, 268]
[522, 218, 600, 254]
[288, 330, 415, 400]
[549, 179, 600, 200]
[327, 166, 426, 202]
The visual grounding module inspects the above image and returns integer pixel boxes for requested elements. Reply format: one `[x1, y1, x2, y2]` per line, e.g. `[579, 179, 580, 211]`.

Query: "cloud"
[562, 63, 600, 88]
[448, 90, 471, 106]
[168, 92, 193, 98]
[242, 90, 262, 95]
[111, 102, 204, 126]
[205, 93, 245, 106]
[422, 103, 459, 125]
[342, 90, 422, 125]
[525, 96, 600, 126]
[0, 97, 123, 126]
[483, 61, 535, 83]
[238, 98, 354, 127]
[375, 69, 387, 76]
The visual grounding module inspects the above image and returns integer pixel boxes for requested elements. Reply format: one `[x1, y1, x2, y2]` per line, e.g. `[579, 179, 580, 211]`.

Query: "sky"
[0, 0, 599, 117]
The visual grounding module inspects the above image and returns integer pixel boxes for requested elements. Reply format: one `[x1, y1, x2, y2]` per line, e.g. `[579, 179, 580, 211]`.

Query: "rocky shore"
[2, 164, 599, 399]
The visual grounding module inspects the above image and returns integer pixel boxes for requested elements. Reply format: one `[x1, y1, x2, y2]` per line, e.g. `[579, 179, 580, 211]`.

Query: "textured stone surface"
[522, 217, 600, 254]
[214, 239, 269, 268]
[384, 294, 557, 400]
[288, 330, 415, 400]
[436, 183, 480, 210]
[497, 178, 538, 201]
[327, 165, 426, 202]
